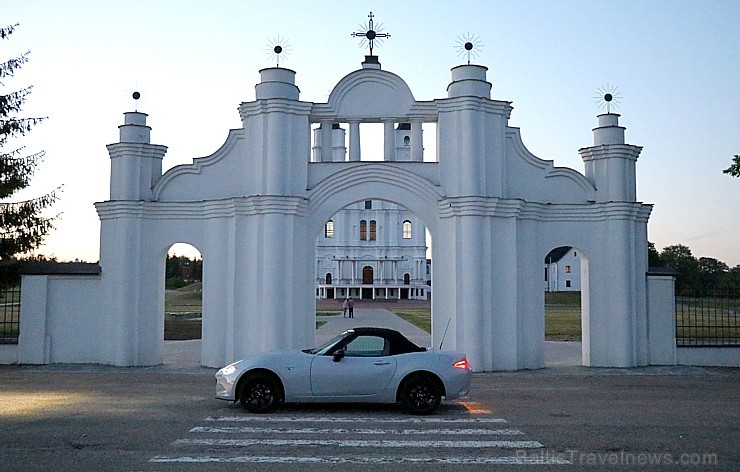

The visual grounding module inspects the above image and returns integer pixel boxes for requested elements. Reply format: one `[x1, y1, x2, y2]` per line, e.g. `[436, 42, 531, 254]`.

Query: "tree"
[660, 244, 699, 295]
[723, 155, 740, 178]
[697, 257, 729, 292]
[647, 241, 663, 268]
[0, 24, 57, 261]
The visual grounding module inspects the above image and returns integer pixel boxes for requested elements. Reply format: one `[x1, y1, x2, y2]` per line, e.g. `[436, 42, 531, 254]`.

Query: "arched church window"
[403, 136, 410, 146]
[360, 220, 367, 240]
[369, 220, 377, 241]
[402, 220, 412, 239]
[325, 220, 334, 238]
[325, 273, 332, 285]
[404, 273, 410, 285]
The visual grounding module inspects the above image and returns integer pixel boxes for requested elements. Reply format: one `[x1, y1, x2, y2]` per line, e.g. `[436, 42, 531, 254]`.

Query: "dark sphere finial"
[132, 91, 141, 100]
[456, 33, 483, 65]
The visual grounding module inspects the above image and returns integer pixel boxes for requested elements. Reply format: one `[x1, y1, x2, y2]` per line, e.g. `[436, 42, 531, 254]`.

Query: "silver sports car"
[215, 327, 472, 415]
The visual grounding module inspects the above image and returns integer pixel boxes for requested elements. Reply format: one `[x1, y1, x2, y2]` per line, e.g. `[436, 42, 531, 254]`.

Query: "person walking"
[342, 298, 349, 318]
[347, 297, 355, 318]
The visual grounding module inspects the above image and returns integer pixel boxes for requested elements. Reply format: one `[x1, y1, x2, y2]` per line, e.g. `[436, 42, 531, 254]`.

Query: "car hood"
[228, 348, 309, 369]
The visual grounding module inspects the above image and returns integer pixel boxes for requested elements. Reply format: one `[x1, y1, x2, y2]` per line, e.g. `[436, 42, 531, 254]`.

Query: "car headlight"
[217, 364, 237, 376]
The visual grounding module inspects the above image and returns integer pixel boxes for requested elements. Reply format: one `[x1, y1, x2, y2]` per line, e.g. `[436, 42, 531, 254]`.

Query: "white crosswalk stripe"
[148, 408, 571, 466]
[190, 426, 525, 435]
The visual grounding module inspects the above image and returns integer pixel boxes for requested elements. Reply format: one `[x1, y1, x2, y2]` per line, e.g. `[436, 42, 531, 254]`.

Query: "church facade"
[316, 199, 429, 301]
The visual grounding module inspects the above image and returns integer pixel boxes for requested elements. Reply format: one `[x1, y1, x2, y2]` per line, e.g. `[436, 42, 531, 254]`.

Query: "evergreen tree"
[0, 24, 57, 261]
[723, 155, 740, 178]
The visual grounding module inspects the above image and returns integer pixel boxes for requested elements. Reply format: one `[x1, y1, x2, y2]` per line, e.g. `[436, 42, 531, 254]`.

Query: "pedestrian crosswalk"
[147, 403, 571, 466]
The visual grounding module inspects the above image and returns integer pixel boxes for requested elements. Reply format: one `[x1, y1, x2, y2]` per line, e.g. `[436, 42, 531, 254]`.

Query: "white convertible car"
[215, 327, 472, 415]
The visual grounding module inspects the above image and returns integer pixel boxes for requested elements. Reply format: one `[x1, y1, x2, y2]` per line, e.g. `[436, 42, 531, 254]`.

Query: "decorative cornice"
[106, 143, 168, 159]
[438, 196, 652, 222]
[435, 97, 512, 117]
[95, 195, 308, 220]
[239, 99, 313, 120]
[579, 144, 643, 162]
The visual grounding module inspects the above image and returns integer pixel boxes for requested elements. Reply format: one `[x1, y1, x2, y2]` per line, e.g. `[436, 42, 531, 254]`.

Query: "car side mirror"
[332, 348, 346, 362]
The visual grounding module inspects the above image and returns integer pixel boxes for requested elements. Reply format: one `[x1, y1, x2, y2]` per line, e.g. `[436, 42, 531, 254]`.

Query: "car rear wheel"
[400, 373, 441, 415]
[239, 372, 282, 413]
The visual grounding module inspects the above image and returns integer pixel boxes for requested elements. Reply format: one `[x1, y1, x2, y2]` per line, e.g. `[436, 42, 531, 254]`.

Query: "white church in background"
[316, 199, 429, 300]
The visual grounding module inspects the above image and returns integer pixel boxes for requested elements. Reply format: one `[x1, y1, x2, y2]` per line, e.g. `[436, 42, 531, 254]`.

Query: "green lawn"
[393, 293, 583, 340]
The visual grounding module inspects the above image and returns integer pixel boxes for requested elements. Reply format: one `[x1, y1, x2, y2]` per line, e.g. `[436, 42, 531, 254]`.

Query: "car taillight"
[453, 358, 471, 370]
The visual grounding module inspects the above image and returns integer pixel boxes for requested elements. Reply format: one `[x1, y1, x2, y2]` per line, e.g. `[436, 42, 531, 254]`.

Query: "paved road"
[1, 309, 737, 471]
[2, 366, 737, 471]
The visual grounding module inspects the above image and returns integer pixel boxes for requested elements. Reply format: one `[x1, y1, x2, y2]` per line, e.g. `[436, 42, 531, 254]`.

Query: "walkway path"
[316, 307, 431, 347]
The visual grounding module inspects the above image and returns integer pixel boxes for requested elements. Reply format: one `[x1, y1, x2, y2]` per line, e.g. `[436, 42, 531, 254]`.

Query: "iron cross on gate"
[351, 11, 391, 56]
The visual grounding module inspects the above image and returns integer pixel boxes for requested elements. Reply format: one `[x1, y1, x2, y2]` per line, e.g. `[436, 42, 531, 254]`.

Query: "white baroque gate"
[89, 56, 652, 370]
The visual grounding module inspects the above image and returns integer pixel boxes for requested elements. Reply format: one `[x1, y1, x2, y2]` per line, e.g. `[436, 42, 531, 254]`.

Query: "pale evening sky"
[3, 0, 739, 266]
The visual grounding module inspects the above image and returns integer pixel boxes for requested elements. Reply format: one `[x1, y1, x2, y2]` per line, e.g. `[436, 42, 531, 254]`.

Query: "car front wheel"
[239, 372, 282, 413]
[400, 373, 442, 415]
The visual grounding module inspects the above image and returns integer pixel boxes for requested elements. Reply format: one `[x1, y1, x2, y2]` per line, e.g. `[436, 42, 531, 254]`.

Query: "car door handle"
[373, 361, 391, 366]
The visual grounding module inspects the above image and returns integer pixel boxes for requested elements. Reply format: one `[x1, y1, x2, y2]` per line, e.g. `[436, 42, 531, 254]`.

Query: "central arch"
[306, 162, 443, 337]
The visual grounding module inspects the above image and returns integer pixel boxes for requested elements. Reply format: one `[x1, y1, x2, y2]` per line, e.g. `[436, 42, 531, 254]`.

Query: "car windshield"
[305, 333, 346, 355]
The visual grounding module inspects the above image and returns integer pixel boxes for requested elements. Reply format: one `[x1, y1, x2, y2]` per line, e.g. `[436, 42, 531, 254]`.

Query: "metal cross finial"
[351, 11, 391, 56]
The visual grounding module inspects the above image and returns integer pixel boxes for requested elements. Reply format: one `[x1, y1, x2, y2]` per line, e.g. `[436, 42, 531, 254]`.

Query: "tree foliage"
[0, 23, 58, 261]
[723, 154, 740, 178]
[650, 242, 740, 295]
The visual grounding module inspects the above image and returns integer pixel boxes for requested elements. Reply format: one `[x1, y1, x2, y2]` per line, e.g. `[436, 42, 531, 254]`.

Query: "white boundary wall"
[15, 274, 103, 364]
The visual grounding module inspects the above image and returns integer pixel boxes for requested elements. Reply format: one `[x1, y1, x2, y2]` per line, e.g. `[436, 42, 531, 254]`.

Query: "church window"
[403, 136, 410, 146]
[360, 220, 367, 240]
[566, 280, 572, 288]
[364, 200, 372, 209]
[325, 273, 332, 285]
[404, 273, 410, 285]
[325, 220, 334, 238]
[402, 220, 412, 239]
[369, 220, 377, 241]
[566, 265, 572, 273]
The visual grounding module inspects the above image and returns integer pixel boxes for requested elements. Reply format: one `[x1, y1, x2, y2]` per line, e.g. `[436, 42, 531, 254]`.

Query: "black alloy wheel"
[239, 373, 281, 413]
[400, 373, 442, 415]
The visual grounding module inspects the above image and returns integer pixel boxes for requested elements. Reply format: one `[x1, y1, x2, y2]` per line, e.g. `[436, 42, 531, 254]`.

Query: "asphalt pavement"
[2, 308, 737, 471]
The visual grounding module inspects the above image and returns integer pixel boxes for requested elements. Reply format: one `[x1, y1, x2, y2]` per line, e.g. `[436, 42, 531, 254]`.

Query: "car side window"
[344, 335, 389, 357]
